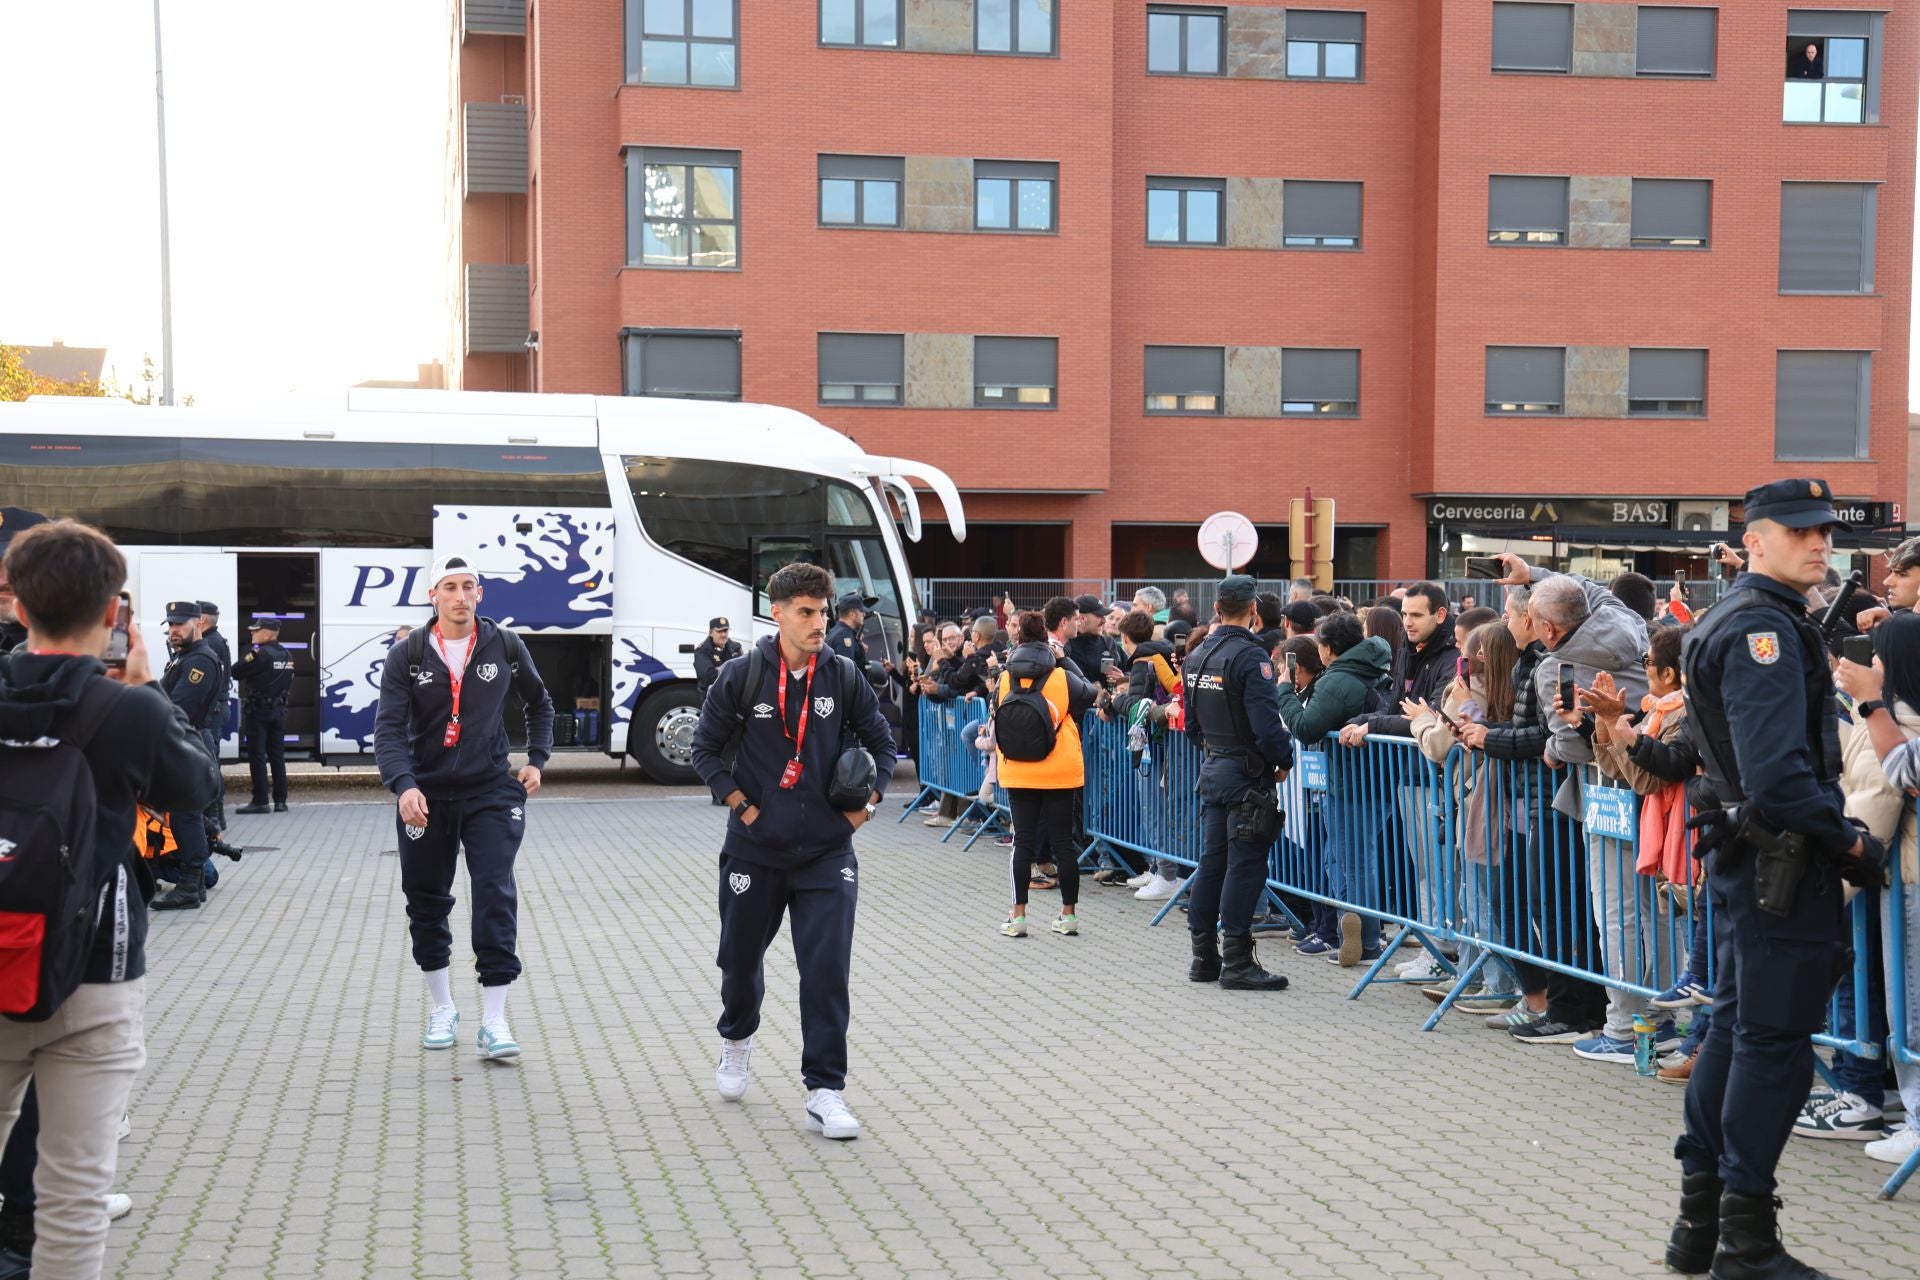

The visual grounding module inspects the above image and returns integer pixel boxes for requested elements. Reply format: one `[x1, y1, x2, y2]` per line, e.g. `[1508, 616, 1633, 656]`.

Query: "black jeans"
[1009, 788, 1078, 909]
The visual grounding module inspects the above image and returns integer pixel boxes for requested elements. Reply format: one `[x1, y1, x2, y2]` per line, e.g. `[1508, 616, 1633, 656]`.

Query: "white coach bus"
[0, 390, 965, 783]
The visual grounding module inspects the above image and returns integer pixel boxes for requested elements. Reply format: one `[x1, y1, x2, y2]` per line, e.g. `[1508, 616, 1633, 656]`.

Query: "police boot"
[1218, 934, 1289, 992]
[1665, 1171, 1722, 1274]
[153, 863, 205, 911]
[1188, 932, 1221, 983]
[1709, 1193, 1837, 1279]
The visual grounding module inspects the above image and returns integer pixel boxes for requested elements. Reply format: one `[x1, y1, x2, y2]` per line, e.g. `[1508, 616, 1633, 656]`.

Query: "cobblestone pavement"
[106, 787, 1917, 1280]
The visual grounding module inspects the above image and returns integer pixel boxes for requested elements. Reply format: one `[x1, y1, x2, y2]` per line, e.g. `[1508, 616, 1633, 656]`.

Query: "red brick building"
[447, 1, 1915, 584]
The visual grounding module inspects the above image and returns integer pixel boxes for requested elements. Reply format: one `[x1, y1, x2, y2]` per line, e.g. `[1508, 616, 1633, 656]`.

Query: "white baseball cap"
[429, 556, 480, 590]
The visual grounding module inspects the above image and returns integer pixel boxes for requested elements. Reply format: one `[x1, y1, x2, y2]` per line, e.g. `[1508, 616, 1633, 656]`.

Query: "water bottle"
[1633, 1013, 1658, 1076]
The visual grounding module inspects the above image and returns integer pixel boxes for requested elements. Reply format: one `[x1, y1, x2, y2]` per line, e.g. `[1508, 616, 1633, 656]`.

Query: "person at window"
[1789, 40, 1824, 78]
[694, 617, 742, 705]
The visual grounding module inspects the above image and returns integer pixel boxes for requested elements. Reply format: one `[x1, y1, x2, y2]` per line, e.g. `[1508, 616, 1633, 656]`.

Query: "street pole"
[153, 0, 175, 406]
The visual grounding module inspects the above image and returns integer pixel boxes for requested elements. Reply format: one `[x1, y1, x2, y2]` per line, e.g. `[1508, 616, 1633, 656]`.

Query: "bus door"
[236, 553, 320, 759]
[135, 550, 240, 759]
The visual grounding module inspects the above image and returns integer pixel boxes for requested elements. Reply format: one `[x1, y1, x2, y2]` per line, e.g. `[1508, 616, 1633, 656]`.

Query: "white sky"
[0, 2, 448, 401]
[1, 5, 1917, 409]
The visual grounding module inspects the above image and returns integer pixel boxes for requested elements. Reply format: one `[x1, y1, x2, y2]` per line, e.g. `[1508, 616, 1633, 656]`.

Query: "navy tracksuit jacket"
[690, 636, 896, 1089]
[374, 619, 554, 986]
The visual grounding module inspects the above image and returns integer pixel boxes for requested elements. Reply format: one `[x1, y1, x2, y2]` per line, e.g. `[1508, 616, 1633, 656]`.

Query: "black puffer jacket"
[1482, 640, 1550, 761]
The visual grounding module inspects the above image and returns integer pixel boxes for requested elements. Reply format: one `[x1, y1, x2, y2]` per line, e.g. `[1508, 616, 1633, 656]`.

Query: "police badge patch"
[1259, 662, 1273, 681]
[1747, 632, 1780, 665]
[188, 668, 204, 684]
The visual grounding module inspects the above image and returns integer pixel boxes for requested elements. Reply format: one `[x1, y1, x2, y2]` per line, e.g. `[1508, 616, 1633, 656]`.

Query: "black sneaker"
[1509, 1018, 1597, 1046]
[273, 802, 288, 813]
[236, 803, 272, 815]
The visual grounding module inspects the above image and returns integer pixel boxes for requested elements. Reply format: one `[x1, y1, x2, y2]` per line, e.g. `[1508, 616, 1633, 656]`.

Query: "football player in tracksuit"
[690, 562, 895, 1140]
[373, 556, 554, 1063]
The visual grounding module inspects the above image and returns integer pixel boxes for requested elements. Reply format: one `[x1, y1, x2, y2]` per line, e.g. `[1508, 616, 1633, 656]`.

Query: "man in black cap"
[1180, 575, 1294, 992]
[0, 509, 51, 654]
[1662, 479, 1886, 1279]
[233, 615, 295, 815]
[196, 601, 239, 857]
[156, 601, 227, 909]
[825, 591, 880, 675]
[694, 617, 742, 704]
[1065, 594, 1123, 690]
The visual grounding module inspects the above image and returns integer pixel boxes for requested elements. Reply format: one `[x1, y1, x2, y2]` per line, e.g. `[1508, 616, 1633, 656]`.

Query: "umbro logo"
[751, 703, 774, 718]
[416, 670, 434, 686]
[729, 872, 751, 895]
[841, 866, 855, 882]
[509, 806, 523, 821]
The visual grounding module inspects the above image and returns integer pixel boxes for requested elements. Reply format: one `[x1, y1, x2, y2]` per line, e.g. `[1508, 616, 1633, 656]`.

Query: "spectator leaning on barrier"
[0, 519, 219, 1278]
[1066, 595, 1123, 689]
[1339, 584, 1455, 747]
[997, 611, 1098, 938]
[1131, 586, 1167, 625]
[1111, 609, 1186, 901]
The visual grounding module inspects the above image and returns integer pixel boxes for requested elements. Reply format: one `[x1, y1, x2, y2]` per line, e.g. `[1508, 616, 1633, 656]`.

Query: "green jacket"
[1272, 636, 1392, 745]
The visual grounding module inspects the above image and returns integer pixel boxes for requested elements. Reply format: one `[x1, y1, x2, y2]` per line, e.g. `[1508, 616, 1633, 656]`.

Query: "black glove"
[1841, 819, 1889, 889]
[1685, 805, 1739, 864]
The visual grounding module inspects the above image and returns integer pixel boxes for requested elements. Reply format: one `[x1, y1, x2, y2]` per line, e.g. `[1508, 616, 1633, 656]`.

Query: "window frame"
[1283, 9, 1365, 81]
[1628, 177, 1712, 250]
[817, 332, 906, 407]
[973, 161, 1059, 234]
[819, 0, 902, 49]
[1625, 348, 1708, 419]
[1774, 349, 1871, 461]
[1634, 5, 1717, 79]
[1146, 5, 1227, 77]
[627, 151, 741, 271]
[975, 0, 1058, 57]
[1490, 1, 1574, 75]
[1145, 176, 1224, 246]
[620, 328, 744, 401]
[1279, 347, 1361, 418]
[627, 0, 740, 89]
[1143, 345, 1226, 416]
[1484, 345, 1567, 417]
[972, 335, 1060, 410]
[1778, 180, 1877, 295]
[1783, 14, 1881, 125]
[818, 154, 905, 229]
[1486, 174, 1569, 247]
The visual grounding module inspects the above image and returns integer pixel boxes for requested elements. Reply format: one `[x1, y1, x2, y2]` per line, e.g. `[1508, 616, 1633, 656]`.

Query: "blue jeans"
[1460, 859, 1519, 993]
[1321, 794, 1381, 953]
[1830, 887, 1889, 1108]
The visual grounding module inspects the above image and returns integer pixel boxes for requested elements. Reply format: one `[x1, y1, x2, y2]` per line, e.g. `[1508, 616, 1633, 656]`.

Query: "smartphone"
[1437, 706, 1462, 732]
[103, 592, 131, 667]
[1283, 651, 1299, 680]
[1558, 664, 1577, 713]
[1842, 634, 1876, 667]
[1465, 556, 1503, 581]
[1100, 655, 1117, 672]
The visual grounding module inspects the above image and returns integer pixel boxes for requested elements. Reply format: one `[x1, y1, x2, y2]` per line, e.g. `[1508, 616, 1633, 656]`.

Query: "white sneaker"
[923, 816, 955, 829]
[422, 1003, 459, 1050]
[1396, 955, 1445, 981]
[916, 802, 940, 815]
[1125, 872, 1154, 888]
[1134, 875, 1178, 901]
[105, 1193, 132, 1221]
[117, 1112, 131, 1141]
[804, 1088, 861, 1140]
[715, 1037, 753, 1101]
[1864, 1125, 1920, 1165]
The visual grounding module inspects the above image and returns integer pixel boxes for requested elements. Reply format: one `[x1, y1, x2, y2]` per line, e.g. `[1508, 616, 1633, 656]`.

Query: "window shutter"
[1281, 349, 1360, 402]
[974, 337, 1058, 387]
[818, 154, 906, 181]
[1285, 10, 1364, 41]
[819, 333, 905, 385]
[1780, 183, 1872, 292]
[1635, 7, 1716, 75]
[1491, 3, 1573, 71]
[626, 332, 742, 399]
[1489, 176, 1569, 232]
[1282, 181, 1362, 238]
[1486, 347, 1565, 404]
[1630, 179, 1711, 241]
[1787, 10, 1872, 37]
[1144, 346, 1226, 396]
[1775, 351, 1868, 459]
[1628, 349, 1706, 401]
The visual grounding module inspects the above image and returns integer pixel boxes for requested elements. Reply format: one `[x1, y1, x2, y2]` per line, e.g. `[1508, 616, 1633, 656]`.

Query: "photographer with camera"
[0, 519, 219, 1278]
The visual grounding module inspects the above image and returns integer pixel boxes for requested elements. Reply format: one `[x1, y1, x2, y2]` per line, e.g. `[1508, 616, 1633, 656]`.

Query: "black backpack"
[726, 645, 857, 756]
[0, 678, 122, 1021]
[995, 658, 1061, 763]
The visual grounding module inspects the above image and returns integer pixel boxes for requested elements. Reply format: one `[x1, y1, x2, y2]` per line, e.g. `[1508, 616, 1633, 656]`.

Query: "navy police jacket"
[162, 638, 225, 731]
[690, 635, 897, 870]
[374, 619, 555, 800]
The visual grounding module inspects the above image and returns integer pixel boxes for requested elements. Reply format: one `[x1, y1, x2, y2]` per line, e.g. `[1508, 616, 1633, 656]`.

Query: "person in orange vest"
[995, 611, 1098, 938]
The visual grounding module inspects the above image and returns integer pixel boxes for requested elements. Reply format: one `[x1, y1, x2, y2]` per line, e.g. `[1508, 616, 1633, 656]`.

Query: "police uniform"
[1180, 575, 1294, 991]
[1666, 480, 1878, 1279]
[234, 615, 294, 813]
[155, 600, 223, 909]
[825, 591, 880, 677]
[694, 617, 743, 704]
[197, 601, 234, 842]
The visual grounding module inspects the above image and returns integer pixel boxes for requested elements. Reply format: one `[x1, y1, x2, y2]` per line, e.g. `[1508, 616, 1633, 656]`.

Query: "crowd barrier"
[909, 696, 1920, 1200]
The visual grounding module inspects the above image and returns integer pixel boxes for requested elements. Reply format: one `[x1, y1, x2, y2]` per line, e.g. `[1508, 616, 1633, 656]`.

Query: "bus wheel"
[632, 685, 702, 785]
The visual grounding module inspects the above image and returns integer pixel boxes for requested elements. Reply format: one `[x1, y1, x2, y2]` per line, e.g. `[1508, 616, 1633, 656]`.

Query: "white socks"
[482, 984, 508, 1028]
[425, 968, 453, 1009]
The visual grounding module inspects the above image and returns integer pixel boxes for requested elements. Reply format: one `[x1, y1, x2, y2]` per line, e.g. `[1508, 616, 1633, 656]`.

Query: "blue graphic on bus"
[320, 630, 400, 751]
[612, 639, 676, 725]
[436, 510, 613, 631]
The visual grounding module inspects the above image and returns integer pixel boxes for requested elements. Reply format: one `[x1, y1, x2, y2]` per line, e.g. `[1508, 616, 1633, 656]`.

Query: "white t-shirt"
[437, 632, 475, 679]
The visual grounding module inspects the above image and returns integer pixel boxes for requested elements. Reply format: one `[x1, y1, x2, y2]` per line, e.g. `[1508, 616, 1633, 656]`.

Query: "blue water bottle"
[1633, 1012, 1658, 1076]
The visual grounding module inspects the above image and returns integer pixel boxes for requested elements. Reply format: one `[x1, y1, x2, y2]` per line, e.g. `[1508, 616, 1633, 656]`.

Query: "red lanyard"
[432, 624, 470, 747]
[775, 653, 818, 788]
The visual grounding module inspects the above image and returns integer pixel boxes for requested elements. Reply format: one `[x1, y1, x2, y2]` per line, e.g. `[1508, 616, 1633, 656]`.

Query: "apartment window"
[1776, 351, 1869, 460]
[1491, 3, 1572, 73]
[976, 160, 1057, 233]
[1630, 179, 1710, 248]
[1144, 346, 1225, 414]
[1785, 11, 1880, 123]
[1148, 6, 1224, 75]
[1636, 6, 1716, 77]
[1628, 349, 1707, 417]
[1285, 10, 1363, 79]
[974, 336, 1058, 407]
[819, 154, 903, 227]
[1487, 175, 1568, 245]
[1282, 349, 1360, 416]
[626, 148, 739, 269]
[1485, 346, 1565, 415]
[977, 0, 1055, 55]
[821, 0, 899, 47]
[621, 330, 742, 400]
[1147, 177, 1223, 244]
[1282, 181, 1362, 248]
[628, 0, 738, 87]
[818, 333, 904, 404]
[1780, 182, 1876, 293]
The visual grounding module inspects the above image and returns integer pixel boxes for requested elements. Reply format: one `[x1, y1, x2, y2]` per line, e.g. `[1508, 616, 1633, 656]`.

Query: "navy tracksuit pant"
[397, 776, 528, 986]
[716, 851, 858, 1090]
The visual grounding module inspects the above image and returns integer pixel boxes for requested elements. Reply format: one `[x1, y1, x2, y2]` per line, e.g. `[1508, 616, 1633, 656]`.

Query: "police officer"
[1181, 575, 1294, 992]
[1665, 480, 1886, 1279]
[825, 591, 880, 676]
[156, 600, 225, 909]
[694, 616, 742, 704]
[234, 614, 294, 815]
[197, 600, 240, 857]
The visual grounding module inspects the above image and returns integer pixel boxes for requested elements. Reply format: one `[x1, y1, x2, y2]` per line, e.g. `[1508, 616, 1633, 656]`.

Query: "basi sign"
[1427, 497, 1670, 527]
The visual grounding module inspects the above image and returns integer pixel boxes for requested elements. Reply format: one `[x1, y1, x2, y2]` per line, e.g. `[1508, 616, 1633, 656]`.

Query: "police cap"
[249, 614, 282, 634]
[1744, 478, 1846, 530]
[835, 590, 878, 613]
[164, 600, 200, 624]
[197, 600, 219, 618]
[708, 617, 730, 631]
[1215, 574, 1259, 607]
